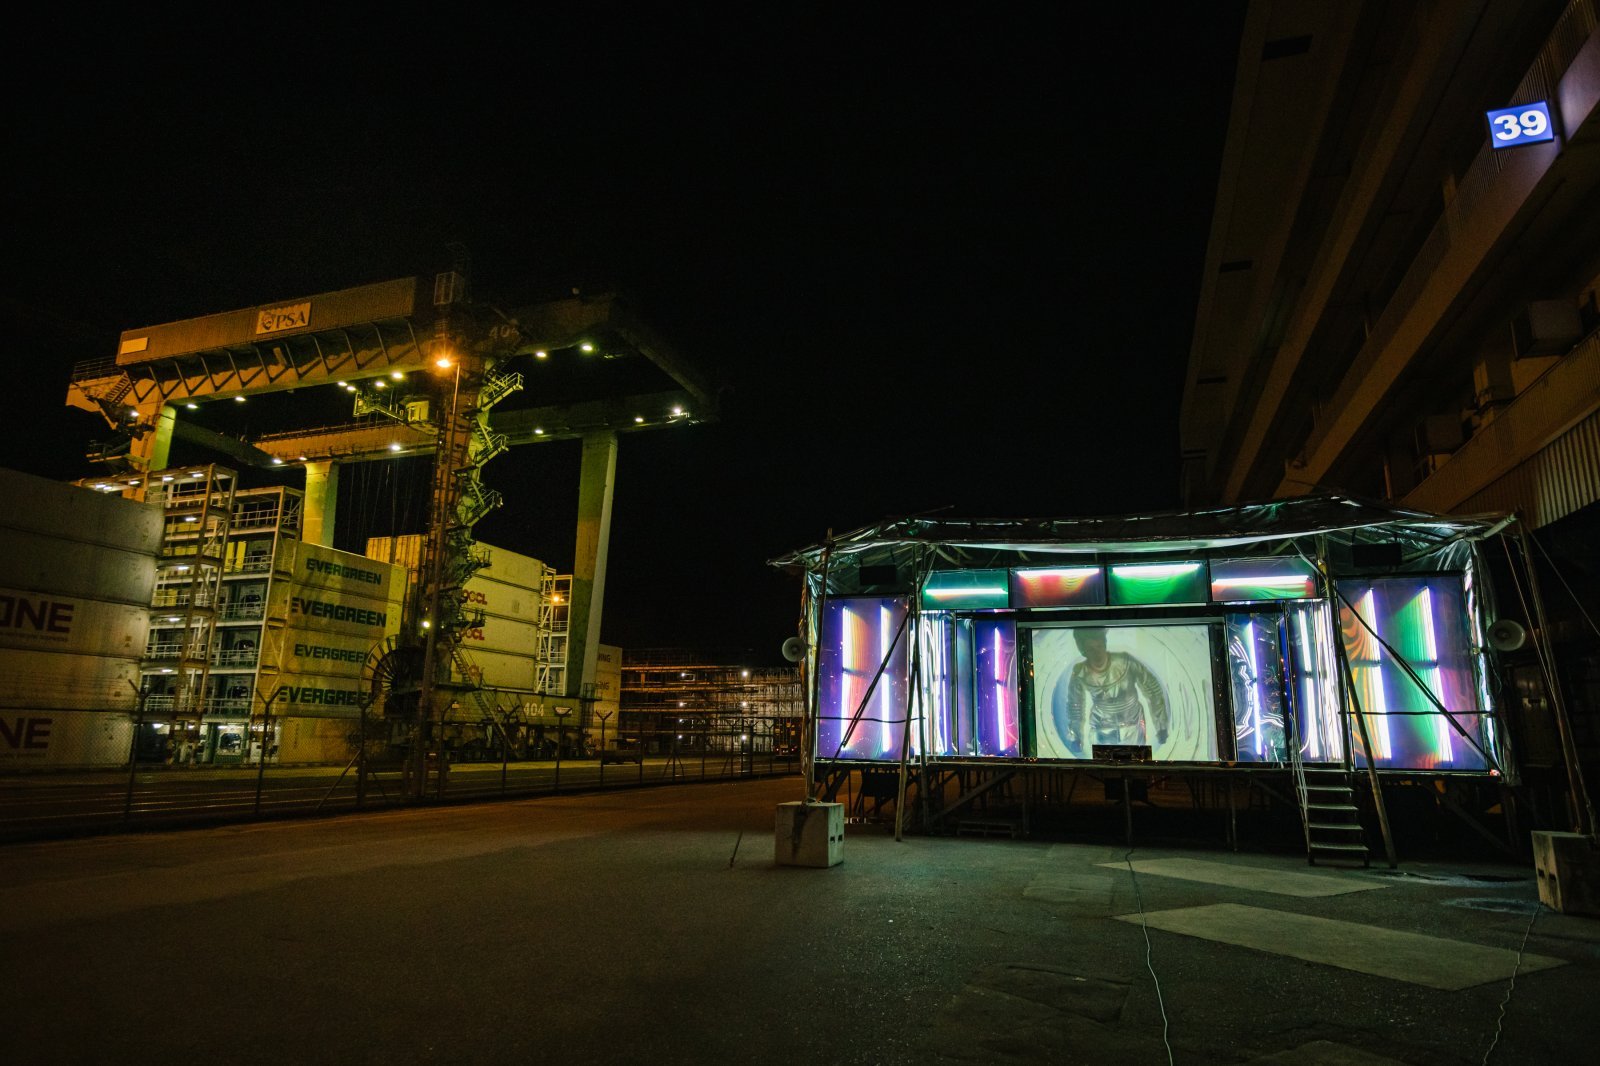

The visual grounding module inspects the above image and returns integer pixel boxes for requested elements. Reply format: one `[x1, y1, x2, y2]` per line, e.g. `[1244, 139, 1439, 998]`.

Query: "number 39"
[1493, 109, 1549, 141]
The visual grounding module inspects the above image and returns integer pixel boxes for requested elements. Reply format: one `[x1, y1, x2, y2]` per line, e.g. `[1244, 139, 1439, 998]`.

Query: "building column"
[567, 431, 617, 699]
[129, 404, 177, 477]
[302, 460, 339, 547]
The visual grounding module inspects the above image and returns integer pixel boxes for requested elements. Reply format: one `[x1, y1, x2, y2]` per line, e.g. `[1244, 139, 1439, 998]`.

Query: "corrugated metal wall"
[1458, 409, 1600, 527]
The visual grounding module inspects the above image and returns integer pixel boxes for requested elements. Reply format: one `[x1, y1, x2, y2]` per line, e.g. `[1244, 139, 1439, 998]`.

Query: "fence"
[0, 704, 801, 842]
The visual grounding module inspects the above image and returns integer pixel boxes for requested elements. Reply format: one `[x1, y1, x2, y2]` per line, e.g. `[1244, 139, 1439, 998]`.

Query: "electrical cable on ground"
[1124, 848, 1175, 1066]
[1480, 900, 1539, 1065]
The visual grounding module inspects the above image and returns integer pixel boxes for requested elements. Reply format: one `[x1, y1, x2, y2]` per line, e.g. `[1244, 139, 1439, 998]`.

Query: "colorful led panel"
[1010, 566, 1106, 608]
[1031, 624, 1219, 761]
[918, 613, 954, 756]
[921, 569, 1009, 610]
[1336, 576, 1488, 771]
[1286, 602, 1344, 763]
[1210, 557, 1318, 602]
[970, 618, 1019, 756]
[1106, 562, 1208, 606]
[1224, 613, 1288, 763]
[815, 596, 910, 762]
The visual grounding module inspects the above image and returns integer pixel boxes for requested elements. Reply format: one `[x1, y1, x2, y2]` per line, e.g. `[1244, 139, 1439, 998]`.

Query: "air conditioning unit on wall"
[1512, 300, 1583, 358]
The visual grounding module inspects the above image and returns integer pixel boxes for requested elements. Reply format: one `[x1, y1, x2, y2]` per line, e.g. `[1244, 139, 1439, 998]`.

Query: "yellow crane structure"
[66, 270, 715, 797]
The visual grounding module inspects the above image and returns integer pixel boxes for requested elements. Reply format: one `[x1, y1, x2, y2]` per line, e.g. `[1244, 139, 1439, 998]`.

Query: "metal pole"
[123, 681, 146, 823]
[803, 533, 835, 801]
[412, 356, 463, 801]
[598, 710, 612, 787]
[554, 708, 570, 792]
[1516, 519, 1596, 836]
[253, 686, 279, 816]
[500, 703, 510, 797]
[356, 698, 369, 808]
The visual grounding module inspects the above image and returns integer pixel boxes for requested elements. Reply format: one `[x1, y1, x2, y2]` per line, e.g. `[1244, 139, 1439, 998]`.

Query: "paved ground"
[2, 777, 1597, 1065]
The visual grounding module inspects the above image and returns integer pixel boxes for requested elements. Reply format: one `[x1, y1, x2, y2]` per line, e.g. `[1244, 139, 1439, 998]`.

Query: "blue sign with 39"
[1486, 101, 1555, 149]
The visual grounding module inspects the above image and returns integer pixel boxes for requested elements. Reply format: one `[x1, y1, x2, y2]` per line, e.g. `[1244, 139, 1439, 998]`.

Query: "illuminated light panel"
[972, 619, 1019, 756]
[920, 569, 1009, 610]
[1107, 561, 1207, 606]
[1010, 566, 1106, 608]
[1210, 558, 1318, 601]
[879, 604, 893, 754]
[1418, 588, 1452, 763]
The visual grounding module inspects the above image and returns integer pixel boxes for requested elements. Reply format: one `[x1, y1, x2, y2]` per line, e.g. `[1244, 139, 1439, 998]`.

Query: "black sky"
[5, 8, 1247, 661]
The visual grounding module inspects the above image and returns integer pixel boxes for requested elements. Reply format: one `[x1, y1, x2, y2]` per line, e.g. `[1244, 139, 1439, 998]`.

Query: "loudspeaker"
[781, 636, 810, 663]
[1488, 619, 1528, 652]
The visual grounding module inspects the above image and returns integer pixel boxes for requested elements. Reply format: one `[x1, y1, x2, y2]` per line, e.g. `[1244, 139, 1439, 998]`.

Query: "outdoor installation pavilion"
[770, 497, 1564, 863]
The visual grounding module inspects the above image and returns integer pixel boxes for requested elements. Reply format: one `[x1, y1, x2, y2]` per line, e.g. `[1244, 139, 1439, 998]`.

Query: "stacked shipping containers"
[0, 468, 162, 768]
[365, 535, 546, 697]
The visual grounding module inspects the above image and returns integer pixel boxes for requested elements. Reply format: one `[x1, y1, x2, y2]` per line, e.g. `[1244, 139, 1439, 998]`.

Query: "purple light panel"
[815, 596, 910, 762]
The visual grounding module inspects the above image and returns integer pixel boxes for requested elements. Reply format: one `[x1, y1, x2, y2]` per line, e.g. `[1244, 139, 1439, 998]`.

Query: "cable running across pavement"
[1124, 847, 1175, 1066]
[1480, 900, 1539, 1065]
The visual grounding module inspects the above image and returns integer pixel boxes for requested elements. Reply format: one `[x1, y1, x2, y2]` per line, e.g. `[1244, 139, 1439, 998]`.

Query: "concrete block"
[775, 801, 843, 868]
[1531, 830, 1600, 916]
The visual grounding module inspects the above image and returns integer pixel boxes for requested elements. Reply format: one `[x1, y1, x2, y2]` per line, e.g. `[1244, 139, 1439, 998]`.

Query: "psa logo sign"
[254, 300, 312, 336]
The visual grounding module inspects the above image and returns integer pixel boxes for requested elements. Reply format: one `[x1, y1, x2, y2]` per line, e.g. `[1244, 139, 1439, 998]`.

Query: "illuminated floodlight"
[271, 458, 284, 465]
[374, 381, 386, 389]
[127, 479, 139, 485]
[533, 427, 544, 436]
[534, 350, 548, 359]
[184, 516, 197, 523]
[336, 380, 346, 386]
[388, 443, 402, 452]
[421, 620, 431, 630]
[234, 396, 246, 403]
[185, 403, 198, 410]
[634, 415, 644, 423]
[161, 475, 174, 482]
[390, 371, 404, 380]
[298, 456, 307, 461]
[435, 356, 453, 369]
[190, 471, 203, 477]
[672, 405, 683, 416]
[580, 342, 595, 353]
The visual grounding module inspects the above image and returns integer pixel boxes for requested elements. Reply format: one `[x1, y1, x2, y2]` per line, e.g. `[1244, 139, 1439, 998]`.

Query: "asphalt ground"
[2, 777, 1596, 1065]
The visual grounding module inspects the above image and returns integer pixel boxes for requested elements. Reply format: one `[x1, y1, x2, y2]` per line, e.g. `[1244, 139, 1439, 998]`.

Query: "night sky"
[7, 8, 1246, 661]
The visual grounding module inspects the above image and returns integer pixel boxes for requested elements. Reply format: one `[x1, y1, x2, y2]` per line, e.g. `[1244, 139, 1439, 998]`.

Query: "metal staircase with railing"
[1295, 762, 1370, 866]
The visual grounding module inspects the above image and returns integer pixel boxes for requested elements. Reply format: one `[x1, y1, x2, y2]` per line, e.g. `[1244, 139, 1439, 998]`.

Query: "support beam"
[138, 404, 177, 473]
[302, 461, 339, 547]
[567, 431, 618, 701]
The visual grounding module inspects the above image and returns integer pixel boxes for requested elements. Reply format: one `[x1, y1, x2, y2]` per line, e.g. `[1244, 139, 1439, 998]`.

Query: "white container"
[453, 647, 536, 692]
[0, 468, 164, 555]
[462, 573, 539, 623]
[459, 613, 540, 657]
[774, 801, 843, 868]
[0, 708, 134, 768]
[0, 649, 141, 711]
[0, 529, 159, 606]
[0, 588, 149, 658]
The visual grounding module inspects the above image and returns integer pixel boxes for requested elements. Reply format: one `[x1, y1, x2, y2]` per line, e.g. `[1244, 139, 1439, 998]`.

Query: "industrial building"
[1179, 2, 1599, 797]
[618, 650, 802, 758]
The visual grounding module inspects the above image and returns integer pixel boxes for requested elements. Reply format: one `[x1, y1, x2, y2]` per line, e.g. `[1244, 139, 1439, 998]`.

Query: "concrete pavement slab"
[1101, 856, 1387, 897]
[1115, 902, 1565, 989]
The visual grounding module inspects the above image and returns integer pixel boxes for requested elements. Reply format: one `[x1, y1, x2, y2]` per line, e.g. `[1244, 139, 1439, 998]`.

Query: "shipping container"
[262, 625, 382, 679]
[275, 716, 358, 764]
[453, 647, 537, 692]
[0, 468, 165, 556]
[0, 709, 134, 768]
[0, 529, 160, 607]
[461, 572, 539, 623]
[0, 588, 149, 658]
[476, 544, 544, 592]
[458, 613, 539, 658]
[269, 672, 369, 719]
[0, 650, 141, 712]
